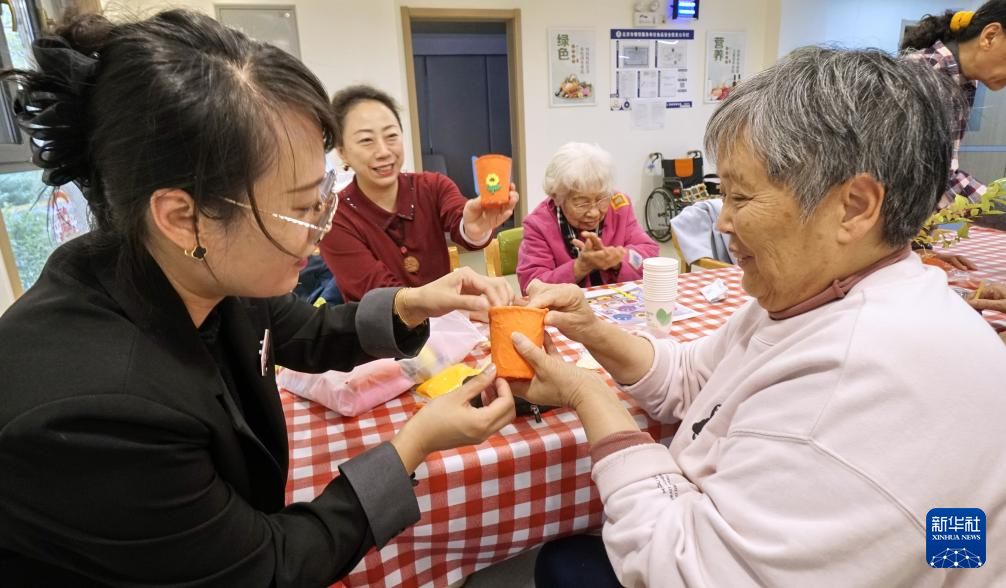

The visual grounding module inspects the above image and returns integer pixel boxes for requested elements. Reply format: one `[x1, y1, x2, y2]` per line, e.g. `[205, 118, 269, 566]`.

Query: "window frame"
[0, 0, 46, 303]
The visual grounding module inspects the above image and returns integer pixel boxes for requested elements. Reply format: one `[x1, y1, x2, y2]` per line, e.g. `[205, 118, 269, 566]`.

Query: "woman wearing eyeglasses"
[517, 142, 659, 294]
[0, 11, 517, 586]
[318, 85, 520, 303]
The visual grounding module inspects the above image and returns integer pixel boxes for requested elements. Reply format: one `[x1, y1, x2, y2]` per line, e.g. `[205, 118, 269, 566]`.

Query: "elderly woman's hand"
[573, 232, 626, 275]
[969, 281, 1006, 313]
[397, 267, 515, 327]
[509, 332, 612, 409]
[525, 279, 602, 344]
[462, 183, 520, 241]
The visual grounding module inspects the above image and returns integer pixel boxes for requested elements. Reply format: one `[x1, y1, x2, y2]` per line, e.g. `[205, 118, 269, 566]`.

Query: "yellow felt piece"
[416, 364, 483, 399]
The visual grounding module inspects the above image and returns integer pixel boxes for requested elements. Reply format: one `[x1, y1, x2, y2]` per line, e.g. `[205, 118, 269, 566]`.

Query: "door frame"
[401, 7, 527, 223]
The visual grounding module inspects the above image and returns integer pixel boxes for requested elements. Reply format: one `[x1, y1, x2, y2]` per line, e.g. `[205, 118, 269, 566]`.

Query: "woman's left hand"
[462, 183, 520, 240]
[508, 331, 611, 409]
[397, 267, 515, 326]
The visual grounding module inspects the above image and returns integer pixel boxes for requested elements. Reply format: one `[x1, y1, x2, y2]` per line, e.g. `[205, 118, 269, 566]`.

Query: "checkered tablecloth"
[280, 267, 749, 587]
[939, 226, 1006, 330]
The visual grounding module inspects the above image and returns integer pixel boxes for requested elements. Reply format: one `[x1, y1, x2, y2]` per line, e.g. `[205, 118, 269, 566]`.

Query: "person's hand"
[392, 365, 515, 472]
[462, 183, 520, 240]
[935, 251, 978, 271]
[508, 332, 612, 410]
[398, 267, 514, 327]
[969, 281, 1006, 313]
[572, 232, 625, 272]
[525, 279, 602, 344]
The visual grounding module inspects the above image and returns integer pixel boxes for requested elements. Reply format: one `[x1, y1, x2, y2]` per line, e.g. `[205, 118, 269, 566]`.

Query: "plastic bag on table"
[277, 359, 414, 417]
[277, 311, 485, 416]
[399, 311, 487, 383]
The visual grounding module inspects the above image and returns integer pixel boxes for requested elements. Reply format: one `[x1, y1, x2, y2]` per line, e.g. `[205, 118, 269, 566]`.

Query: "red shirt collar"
[768, 246, 912, 320]
[340, 173, 419, 227]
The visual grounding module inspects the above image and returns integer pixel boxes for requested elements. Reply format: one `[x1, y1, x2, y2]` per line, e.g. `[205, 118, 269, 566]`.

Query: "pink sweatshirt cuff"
[590, 430, 655, 463]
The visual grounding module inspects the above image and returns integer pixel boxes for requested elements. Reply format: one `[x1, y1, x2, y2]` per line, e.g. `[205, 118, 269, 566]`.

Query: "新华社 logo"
[927, 508, 986, 569]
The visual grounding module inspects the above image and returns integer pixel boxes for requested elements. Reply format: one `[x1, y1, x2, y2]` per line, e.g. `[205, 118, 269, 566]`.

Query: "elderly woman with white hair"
[513, 47, 1006, 587]
[516, 142, 658, 294]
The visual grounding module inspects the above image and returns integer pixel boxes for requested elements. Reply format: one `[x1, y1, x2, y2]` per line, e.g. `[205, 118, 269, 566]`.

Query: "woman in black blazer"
[0, 10, 515, 587]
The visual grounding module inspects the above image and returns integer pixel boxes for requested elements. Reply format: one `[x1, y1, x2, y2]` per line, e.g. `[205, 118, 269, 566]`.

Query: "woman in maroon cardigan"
[319, 85, 519, 302]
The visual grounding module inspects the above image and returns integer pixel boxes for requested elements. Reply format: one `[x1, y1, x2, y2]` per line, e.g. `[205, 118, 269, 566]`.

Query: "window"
[1, 0, 89, 303]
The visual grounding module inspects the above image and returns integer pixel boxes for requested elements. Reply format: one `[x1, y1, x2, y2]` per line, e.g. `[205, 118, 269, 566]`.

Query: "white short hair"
[542, 142, 616, 204]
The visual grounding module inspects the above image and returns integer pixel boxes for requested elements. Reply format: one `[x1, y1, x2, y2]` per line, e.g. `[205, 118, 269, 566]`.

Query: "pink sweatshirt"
[594, 255, 1006, 587]
[517, 198, 659, 294]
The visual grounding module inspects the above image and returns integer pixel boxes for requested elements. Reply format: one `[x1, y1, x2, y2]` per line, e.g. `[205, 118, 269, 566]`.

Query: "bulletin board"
[609, 28, 693, 112]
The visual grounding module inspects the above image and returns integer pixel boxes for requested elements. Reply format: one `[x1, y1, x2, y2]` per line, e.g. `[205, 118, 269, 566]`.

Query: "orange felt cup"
[489, 306, 547, 380]
[474, 154, 512, 209]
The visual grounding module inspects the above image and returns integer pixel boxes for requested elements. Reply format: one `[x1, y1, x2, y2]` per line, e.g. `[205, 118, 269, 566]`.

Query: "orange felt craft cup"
[475, 154, 512, 209]
[489, 306, 546, 380]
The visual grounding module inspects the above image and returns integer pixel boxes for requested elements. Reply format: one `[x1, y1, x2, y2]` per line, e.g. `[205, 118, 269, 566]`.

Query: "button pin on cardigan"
[259, 328, 272, 377]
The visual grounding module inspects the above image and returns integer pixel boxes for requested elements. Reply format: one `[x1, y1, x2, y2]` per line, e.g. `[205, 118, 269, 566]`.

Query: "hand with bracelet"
[392, 266, 516, 328]
[390, 267, 519, 472]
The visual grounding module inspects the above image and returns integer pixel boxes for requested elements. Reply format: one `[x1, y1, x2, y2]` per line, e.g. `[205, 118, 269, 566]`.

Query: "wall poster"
[549, 28, 596, 107]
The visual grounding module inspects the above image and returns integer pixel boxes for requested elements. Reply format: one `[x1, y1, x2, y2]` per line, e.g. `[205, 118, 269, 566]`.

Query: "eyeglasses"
[222, 170, 339, 244]
[567, 194, 611, 214]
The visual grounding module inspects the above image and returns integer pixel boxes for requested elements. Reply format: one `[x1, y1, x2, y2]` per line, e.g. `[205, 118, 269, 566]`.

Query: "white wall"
[108, 0, 780, 220]
[778, 0, 983, 56]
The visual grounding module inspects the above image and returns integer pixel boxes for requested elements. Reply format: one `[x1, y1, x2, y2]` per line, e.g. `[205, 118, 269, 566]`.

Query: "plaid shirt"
[905, 40, 985, 206]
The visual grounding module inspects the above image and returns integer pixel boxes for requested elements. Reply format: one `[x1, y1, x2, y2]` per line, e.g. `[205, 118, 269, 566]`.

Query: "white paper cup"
[645, 296, 675, 335]
[643, 257, 680, 273]
[643, 275, 678, 298]
[644, 290, 677, 302]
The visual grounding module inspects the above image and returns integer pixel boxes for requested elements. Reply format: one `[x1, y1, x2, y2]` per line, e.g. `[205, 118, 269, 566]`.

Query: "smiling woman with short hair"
[515, 47, 1006, 586]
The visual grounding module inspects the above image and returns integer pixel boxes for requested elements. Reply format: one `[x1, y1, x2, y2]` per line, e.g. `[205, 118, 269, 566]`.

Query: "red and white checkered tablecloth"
[938, 226, 1006, 331]
[280, 267, 749, 587]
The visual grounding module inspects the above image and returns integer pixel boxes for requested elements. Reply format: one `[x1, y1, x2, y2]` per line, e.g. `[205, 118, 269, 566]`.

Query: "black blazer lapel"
[90, 239, 288, 509]
[218, 298, 289, 507]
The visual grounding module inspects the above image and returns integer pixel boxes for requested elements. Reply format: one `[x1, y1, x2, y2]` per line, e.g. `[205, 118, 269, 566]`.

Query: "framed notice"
[704, 31, 746, 103]
[609, 28, 693, 111]
[549, 28, 596, 107]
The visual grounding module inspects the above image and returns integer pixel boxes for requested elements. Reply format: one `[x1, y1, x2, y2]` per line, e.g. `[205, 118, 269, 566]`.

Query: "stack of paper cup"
[643, 257, 679, 335]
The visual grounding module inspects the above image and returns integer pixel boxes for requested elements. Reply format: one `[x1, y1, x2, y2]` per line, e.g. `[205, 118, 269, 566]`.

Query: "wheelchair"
[644, 150, 719, 242]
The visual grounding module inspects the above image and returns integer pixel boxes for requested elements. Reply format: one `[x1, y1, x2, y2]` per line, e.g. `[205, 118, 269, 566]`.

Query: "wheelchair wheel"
[645, 186, 676, 242]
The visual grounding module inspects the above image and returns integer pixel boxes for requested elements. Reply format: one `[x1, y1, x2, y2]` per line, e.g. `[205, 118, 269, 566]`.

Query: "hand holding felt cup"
[509, 331, 610, 410]
[524, 279, 602, 345]
[399, 267, 515, 327]
[488, 306, 547, 379]
[463, 183, 520, 241]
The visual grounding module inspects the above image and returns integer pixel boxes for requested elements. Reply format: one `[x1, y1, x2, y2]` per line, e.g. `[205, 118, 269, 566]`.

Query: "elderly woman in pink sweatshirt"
[516, 142, 658, 294]
[511, 47, 1006, 587]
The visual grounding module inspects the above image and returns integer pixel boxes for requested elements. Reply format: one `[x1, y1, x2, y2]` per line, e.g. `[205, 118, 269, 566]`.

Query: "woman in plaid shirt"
[902, 2, 1006, 302]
